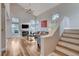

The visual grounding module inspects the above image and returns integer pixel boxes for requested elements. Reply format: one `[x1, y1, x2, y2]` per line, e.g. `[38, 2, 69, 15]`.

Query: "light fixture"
[25, 3, 36, 20]
[25, 4, 33, 14]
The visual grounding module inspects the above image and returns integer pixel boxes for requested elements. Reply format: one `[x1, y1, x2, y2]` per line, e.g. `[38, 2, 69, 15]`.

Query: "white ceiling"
[18, 3, 60, 16]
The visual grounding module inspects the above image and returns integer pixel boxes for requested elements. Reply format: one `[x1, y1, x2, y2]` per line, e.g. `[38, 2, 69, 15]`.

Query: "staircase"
[51, 29, 79, 56]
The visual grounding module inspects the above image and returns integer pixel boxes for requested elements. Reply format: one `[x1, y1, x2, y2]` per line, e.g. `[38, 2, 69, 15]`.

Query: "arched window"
[52, 13, 59, 21]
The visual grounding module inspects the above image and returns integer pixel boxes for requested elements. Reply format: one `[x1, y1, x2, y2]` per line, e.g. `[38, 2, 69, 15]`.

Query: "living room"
[0, 3, 79, 56]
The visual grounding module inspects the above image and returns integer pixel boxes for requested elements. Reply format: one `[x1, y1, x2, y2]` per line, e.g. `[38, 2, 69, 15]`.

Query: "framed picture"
[41, 20, 47, 27]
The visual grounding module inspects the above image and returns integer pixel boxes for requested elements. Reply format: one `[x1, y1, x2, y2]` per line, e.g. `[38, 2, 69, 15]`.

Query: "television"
[22, 24, 29, 28]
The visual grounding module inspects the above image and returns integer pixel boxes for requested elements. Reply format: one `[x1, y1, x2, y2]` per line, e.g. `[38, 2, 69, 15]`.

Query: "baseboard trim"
[64, 28, 79, 30]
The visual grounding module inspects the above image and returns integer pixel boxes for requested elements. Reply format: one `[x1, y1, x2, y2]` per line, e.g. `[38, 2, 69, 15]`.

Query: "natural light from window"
[11, 17, 20, 34]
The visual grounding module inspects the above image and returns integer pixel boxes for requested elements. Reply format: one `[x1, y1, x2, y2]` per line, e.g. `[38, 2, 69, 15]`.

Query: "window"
[52, 13, 59, 21]
[30, 20, 39, 32]
[11, 17, 20, 34]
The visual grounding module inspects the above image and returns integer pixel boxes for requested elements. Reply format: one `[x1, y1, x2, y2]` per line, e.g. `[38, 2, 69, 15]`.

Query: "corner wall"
[0, 3, 1, 56]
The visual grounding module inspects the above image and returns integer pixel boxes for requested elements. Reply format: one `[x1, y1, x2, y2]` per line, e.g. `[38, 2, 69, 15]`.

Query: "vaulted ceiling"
[18, 3, 60, 16]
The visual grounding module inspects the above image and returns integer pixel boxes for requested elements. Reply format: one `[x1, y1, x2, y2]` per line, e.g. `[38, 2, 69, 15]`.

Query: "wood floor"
[2, 29, 79, 56]
[2, 37, 40, 56]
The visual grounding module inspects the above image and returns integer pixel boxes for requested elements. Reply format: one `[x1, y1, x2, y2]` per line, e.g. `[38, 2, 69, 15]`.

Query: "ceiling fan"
[25, 4, 33, 14]
[25, 3, 36, 19]
[25, 8, 33, 14]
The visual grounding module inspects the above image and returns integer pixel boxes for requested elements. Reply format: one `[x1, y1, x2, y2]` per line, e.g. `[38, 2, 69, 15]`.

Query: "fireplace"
[22, 31, 29, 36]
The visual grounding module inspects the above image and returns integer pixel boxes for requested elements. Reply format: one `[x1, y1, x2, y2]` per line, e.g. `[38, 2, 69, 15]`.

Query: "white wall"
[63, 16, 70, 28]
[4, 4, 11, 39]
[10, 3, 33, 23]
[4, 3, 10, 19]
[61, 4, 79, 29]
[69, 13, 79, 29]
